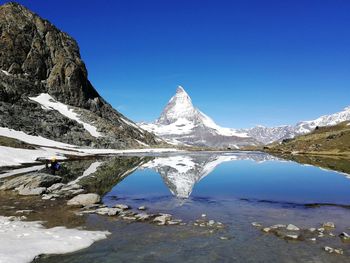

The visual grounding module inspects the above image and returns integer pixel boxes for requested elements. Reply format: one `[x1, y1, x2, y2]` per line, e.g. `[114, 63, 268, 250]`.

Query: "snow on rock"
[29, 93, 102, 138]
[0, 216, 109, 263]
[0, 145, 91, 168]
[0, 165, 45, 179]
[0, 146, 64, 167]
[121, 117, 144, 133]
[1, 69, 10, 76]
[77, 148, 180, 155]
[135, 139, 149, 147]
[0, 127, 76, 148]
[0, 144, 179, 168]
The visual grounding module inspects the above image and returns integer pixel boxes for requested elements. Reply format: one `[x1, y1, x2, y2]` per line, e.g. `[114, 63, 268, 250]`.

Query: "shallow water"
[5, 151, 350, 262]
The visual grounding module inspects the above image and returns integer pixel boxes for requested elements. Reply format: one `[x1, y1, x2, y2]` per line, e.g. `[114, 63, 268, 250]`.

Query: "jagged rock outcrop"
[0, 2, 158, 148]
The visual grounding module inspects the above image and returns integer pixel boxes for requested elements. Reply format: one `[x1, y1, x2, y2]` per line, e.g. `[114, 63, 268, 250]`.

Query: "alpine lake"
[1, 151, 350, 263]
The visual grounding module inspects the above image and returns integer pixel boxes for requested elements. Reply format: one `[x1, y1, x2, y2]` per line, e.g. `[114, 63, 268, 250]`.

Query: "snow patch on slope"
[0, 127, 76, 148]
[0, 146, 71, 167]
[29, 93, 102, 138]
[0, 216, 109, 263]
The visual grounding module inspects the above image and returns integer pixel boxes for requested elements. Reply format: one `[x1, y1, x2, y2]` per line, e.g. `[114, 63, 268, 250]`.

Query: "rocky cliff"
[0, 2, 158, 148]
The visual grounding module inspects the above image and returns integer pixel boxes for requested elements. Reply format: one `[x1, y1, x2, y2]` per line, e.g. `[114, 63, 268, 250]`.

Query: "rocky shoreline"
[252, 221, 350, 256]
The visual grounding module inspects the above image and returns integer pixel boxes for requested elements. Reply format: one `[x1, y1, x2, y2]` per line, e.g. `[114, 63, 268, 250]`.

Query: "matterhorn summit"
[140, 86, 258, 148]
[156, 86, 196, 125]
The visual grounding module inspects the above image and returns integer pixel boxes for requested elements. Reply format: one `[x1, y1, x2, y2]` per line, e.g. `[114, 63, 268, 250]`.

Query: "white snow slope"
[0, 216, 109, 263]
[29, 93, 102, 138]
[0, 127, 76, 148]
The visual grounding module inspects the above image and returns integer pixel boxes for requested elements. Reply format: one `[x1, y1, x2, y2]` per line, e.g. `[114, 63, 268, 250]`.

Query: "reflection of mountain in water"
[143, 153, 279, 198]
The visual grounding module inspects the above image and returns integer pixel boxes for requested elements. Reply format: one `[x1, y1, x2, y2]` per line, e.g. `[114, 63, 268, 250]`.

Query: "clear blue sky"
[4, 0, 350, 128]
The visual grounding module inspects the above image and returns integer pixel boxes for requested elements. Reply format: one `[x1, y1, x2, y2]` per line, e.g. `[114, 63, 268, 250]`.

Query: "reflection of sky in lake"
[106, 153, 350, 205]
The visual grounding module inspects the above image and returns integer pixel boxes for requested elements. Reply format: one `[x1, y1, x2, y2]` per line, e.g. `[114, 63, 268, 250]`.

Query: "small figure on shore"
[46, 157, 61, 175]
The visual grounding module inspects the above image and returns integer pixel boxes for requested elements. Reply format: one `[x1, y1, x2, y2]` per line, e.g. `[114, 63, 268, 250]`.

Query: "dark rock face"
[0, 2, 158, 148]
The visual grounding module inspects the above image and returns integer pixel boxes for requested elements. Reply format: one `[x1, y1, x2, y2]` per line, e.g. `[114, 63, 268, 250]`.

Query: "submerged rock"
[270, 224, 286, 229]
[138, 206, 146, 211]
[167, 219, 182, 225]
[251, 222, 262, 228]
[134, 213, 152, 221]
[262, 227, 271, 233]
[324, 246, 343, 255]
[114, 204, 130, 210]
[67, 193, 100, 207]
[339, 232, 350, 242]
[153, 214, 172, 225]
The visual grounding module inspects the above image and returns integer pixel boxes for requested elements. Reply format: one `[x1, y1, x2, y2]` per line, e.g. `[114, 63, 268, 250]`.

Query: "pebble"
[208, 220, 215, 226]
[324, 246, 343, 255]
[201, 214, 207, 218]
[138, 206, 146, 211]
[251, 222, 262, 228]
[270, 224, 286, 229]
[286, 224, 300, 231]
[220, 236, 229, 240]
[134, 213, 151, 221]
[167, 219, 182, 225]
[317, 227, 325, 232]
[262, 227, 271, 233]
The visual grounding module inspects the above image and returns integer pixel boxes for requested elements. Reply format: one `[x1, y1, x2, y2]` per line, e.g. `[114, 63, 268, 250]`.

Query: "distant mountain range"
[242, 106, 350, 144]
[140, 86, 350, 148]
[264, 121, 350, 156]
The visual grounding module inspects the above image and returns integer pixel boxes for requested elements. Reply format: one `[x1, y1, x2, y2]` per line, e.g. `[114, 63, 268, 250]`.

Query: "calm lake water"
[25, 152, 350, 262]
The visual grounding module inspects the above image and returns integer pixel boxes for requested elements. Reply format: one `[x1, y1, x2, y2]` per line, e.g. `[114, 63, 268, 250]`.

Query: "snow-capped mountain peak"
[139, 86, 256, 148]
[156, 86, 196, 125]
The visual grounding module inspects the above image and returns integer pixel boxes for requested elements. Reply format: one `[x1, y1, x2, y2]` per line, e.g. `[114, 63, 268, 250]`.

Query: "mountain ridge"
[0, 2, 159, 148]
[141, 85, 350, 147]
[242, 106, 350, 144]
